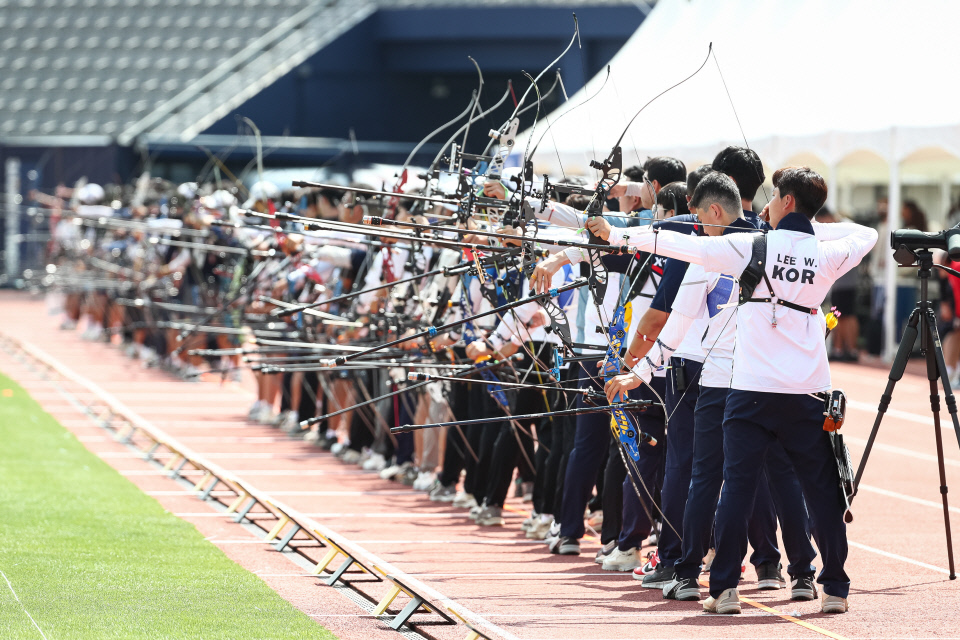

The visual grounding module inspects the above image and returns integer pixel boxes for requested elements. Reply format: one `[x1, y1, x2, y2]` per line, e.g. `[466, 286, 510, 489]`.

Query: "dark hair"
[902, 199, 928, 232]
[771, 167, 827, 218]
[623, 165, 644, 183]
[565, 193, 591, 210]
[686, 164, 713, 197]
[690, 171, 741, 217]
[643, 156, 686, 187]
[657, 181, 689, 217]
[712, 146, 765, 202]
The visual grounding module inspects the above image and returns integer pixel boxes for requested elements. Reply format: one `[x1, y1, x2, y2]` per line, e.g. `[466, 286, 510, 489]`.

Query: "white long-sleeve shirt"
[619, 215, 878, 393]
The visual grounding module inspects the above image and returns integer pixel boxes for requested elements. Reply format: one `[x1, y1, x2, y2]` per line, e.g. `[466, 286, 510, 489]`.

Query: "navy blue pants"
[559, 361, 664, 540]
[655, 357, 702, 565]
[675, 387, 816, 581]
[710, 390, 847, 598]
[615, 377, 667, 549]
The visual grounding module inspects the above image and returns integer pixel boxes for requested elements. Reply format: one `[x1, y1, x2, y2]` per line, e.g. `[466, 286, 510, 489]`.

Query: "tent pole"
[883, 134, 901, 363]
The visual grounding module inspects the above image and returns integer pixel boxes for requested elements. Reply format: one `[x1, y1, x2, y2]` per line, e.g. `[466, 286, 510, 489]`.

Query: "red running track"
[1, 290, 959, 640]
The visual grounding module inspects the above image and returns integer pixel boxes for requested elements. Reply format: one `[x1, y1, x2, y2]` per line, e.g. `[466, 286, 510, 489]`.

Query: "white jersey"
[671, 264, 738, 387]
[623, 215, 878, 394]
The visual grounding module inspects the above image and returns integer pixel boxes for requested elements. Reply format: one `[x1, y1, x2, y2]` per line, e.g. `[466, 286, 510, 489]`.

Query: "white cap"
[177, 182, 199, 199]
[76, 183, 105, 204]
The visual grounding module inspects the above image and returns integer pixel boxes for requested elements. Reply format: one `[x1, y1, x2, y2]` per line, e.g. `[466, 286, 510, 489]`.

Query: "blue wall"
[202, 5, 643, 164]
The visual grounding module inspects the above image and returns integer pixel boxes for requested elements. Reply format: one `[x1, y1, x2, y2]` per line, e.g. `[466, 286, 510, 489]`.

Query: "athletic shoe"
[526, 519, 553, 540]
[247, 400, 262, 422]
[594, 540, 617, 564]
[413, 471, 436, 491]
[302, 430, 321, 444]
[381, 461, 412, 481]
[399, 465, 418, 486]
[548, 536, 580, 555]
[756, 562, 786, 590]
[543, 520, 561, 544]
[362, 452, 387, 472]
[521, 511, 540, 531]
[791, 576, 818, 601]
[330, 442, 347, 456]
[476, 505, 505, 526]
[429, 483, 457, 502]
[279, 411, 300, 434]
[702, 548, 716, 573]
[452, 492, 478, 509]
[586, 510, 604, 528]
[821, 594, 849, 613]
[602, 547, 640, 572]
[633, 550, 659, 579]
[640, 563, 674, 589]
[255, 404, 275, 425]
[521, 481, 534, 502]
[341, 449, 361, 464]
[468, 503, 484, 521]
[663, 577, 701, 601]
[703, 588, 741, 614]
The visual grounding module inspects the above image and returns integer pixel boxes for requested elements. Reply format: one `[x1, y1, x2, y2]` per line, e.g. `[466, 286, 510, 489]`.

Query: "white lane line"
[847, 398, 960, 431]
[175, 512, 471, 519]
[849, 541, 951, 575]
[97, 452, 319, 459]
[1, 570, 49, 640]
[147, 490, 412, 497]
[121, 469, 366, 477]
[843, 435, 960, 468]
[351, 539, 546, 546]
[858, 484, 960, 514]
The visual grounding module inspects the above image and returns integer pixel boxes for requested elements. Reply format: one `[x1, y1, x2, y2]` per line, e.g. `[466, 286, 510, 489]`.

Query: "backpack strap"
[738, 233, 819, 316]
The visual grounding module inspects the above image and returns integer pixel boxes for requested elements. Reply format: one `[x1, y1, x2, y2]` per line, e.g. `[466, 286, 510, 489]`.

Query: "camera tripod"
[853, 248, 960, 579]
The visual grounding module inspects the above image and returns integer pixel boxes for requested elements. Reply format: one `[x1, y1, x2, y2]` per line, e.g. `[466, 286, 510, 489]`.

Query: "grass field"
[0, 373, 336, 640]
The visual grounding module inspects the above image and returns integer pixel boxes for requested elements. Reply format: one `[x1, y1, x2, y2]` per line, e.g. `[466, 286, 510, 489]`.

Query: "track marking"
[844, 435, 960, 468]
[848, 541, 951, 575]
[175, 512, 473, 519]
[696, 577, 849, 640]
[147, 489, 412, 497]
[847, 398, 960, 432]
[1, 570, 49, 640]
[857, 484, 960, 514]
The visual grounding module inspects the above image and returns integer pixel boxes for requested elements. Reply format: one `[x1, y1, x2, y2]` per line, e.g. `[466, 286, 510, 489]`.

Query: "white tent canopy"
[519, 0, 960, 360]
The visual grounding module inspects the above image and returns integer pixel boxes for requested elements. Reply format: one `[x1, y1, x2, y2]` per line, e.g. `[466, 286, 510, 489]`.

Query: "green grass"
[0, 372, 337, 640]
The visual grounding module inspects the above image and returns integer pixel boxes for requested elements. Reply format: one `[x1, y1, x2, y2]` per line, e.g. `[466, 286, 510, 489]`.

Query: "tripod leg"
[853, 308, 921, 494]
[923, 311, 958, 579]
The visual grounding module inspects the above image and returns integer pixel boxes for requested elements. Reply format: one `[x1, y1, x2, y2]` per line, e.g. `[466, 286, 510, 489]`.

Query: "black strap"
[738, 233, 819, 315]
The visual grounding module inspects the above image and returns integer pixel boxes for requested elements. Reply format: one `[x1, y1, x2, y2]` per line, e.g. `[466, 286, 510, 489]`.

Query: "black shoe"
[549, 536, 581, 555]
[641, 562, 675, 589]
[663, 577, 701, 601]
[756, 562, 786, 590]
[791, 576, 818, 601]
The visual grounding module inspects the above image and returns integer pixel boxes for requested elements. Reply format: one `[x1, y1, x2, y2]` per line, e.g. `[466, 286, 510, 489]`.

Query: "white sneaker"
[602, 547, 640, 572]
[362, 453, 387, 472]
[247, 401, 263, 422]
[330, 441, 347, 456]
[341, 449, 361, 464]
[381, 461, 413, 481]
[543, 520, 561, 545]
[303, 430, 321, 443]
[594, 540, 617, 565]
[279, 411, 300, 434]
[429, 483, 457, 502]
[476, 505, 505, 526]
[255, 404, 275, 425]
[452, 492, 477, 509]
[413, 471, 436, 491]
[525, 519, 553, 540]
[468, 503, 484, 520]
[521, 511, 540, 531]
